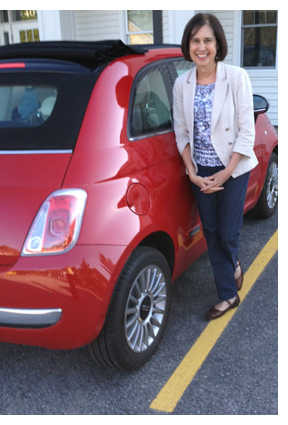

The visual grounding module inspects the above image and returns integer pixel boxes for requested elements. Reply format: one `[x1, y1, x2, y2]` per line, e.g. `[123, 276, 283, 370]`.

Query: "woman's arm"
[233, 68, 255, 157]
[182, 144, 224, 192]
[172, 78, 190, 156]
[202, 68, 254, 193]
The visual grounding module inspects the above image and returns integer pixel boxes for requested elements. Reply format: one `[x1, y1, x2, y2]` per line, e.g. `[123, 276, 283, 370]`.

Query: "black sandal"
[205, 294, 240, 320]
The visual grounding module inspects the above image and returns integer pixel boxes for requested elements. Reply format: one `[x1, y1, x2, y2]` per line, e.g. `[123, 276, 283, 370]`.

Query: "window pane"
[27, 30, 33, 42]
[173, 60, 194, 76]
[128, 10, 153, 32]
[130, 65, 172, 138]
[20, 30, 27, 43]
[243, 26, 277, 67]
[0, 10, 9, 22]
[33, 29, 40, 42]
[267, 10, 277, 24]
[4, 32, 10, 45]
[128, 33, 154, 45]
[255, 11, 266, 24]
[243, 11, 254, 25]
[127, 10, 154, 45]
[0, 86, 57, 128]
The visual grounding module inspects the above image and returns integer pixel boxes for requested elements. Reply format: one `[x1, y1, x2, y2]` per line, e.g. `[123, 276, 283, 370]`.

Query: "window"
[126, 11, 163, 45]
[0, 10, 39, 45]
[0, 86, 57, 127]
[0, 67, 98, 151]
[0, 10, 9, 22]
[19, 28, 39, 43]
[129, 64, 173, 139]
[127, 10, 154, 44]
[172, 60, 194, 77]
[242, 10, 277, 68]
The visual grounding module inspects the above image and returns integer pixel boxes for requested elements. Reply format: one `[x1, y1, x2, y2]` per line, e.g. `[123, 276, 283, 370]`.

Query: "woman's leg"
[191, 165, 250, 301]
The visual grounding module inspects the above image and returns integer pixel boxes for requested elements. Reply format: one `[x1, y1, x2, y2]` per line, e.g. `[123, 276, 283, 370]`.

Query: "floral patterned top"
[194, 83, 223, 167]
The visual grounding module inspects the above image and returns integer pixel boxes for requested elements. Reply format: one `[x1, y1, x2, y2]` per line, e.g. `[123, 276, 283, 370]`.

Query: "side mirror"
[253, 94, 270, 115]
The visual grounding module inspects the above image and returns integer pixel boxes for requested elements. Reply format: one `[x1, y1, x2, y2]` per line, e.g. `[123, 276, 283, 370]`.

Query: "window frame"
[128, 60, 173, 141]
[127, 57, 192, 142]
[241, 10, 278, 70]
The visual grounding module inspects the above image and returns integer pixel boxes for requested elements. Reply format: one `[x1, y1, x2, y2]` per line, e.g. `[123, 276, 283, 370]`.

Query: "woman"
[173, 13, 258, 320]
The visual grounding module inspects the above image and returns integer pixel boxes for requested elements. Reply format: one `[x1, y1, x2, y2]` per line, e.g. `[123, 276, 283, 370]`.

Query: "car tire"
[90, 246, 172, 371]
[250, 152, 278, 219]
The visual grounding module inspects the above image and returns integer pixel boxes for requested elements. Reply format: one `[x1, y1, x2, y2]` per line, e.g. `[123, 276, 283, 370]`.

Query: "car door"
[127, 59, 206, 278]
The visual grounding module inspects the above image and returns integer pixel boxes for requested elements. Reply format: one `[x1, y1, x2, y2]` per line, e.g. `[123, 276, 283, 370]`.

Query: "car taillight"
[22, 189, 87, 256]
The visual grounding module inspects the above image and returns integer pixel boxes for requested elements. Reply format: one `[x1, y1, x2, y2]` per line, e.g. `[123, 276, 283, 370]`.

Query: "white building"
[0, 10, 278, 126]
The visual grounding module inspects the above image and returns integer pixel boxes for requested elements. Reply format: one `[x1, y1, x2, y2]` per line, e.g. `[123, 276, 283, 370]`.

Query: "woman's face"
[189, 24, 218, 70]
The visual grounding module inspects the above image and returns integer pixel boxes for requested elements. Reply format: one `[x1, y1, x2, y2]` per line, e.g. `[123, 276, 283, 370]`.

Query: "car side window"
[129, 64, 173, 139]
[171, 60, 194, 77]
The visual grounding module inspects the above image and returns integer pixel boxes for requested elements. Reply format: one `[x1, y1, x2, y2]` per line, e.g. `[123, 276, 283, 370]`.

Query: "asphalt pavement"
[0, 208, 278, 415]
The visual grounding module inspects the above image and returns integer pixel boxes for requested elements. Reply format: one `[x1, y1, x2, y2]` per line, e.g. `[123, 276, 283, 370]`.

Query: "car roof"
[0, 40, 181, 70]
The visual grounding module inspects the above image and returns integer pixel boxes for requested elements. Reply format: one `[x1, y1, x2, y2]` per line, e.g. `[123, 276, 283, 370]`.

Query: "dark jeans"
[191, 165, 250, 301]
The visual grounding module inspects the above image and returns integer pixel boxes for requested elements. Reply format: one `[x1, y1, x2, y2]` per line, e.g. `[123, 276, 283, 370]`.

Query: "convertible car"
[0, 40, 278, 370]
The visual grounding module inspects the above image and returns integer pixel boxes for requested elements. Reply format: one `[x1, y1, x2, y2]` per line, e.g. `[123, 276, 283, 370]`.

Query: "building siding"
[249, 72, 278, 125]
[74, 10, 122, 41]
[209, 10, 235, 64]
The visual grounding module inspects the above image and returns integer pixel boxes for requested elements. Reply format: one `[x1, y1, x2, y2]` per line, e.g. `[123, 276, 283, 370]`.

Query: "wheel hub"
[139, 293, 152, 322]
[124, 265, 167, 353]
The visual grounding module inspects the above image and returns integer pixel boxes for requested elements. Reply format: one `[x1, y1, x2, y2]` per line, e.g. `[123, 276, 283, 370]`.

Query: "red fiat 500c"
[0, 41, 278, 371]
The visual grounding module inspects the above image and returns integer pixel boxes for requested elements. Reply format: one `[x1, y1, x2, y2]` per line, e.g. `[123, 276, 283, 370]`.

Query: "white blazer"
[173, 61, 258, 178]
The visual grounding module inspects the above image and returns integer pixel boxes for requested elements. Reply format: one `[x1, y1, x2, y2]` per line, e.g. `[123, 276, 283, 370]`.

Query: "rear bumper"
[0, 244, 132, 349]
[0, 307, 62, 328]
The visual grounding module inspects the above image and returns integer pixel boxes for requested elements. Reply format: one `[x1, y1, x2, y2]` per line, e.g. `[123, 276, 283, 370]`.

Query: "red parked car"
[0, 41, 278, 370]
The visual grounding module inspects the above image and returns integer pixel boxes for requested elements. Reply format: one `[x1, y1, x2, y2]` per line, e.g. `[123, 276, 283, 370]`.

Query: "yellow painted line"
[150, 230, 278, 413]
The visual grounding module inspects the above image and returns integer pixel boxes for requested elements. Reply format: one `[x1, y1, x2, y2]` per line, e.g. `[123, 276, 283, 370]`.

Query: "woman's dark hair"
[181, 13, 228, 62]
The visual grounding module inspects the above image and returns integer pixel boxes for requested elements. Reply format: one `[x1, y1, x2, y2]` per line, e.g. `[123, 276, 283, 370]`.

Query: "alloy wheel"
[266, 160, 278, 209]
[124, 265, 167, 353]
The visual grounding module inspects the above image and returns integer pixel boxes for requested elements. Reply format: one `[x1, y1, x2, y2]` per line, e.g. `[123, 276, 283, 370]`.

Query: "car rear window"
[0, 66, 99, 152]
[0, 86, 57, 127]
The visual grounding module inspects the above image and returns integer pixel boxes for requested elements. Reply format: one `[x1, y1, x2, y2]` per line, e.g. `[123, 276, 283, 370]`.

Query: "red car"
[0, 40, 278, 370]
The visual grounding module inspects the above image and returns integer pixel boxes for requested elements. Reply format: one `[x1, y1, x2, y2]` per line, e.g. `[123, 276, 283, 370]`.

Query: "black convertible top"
[0, 40, 148, 67]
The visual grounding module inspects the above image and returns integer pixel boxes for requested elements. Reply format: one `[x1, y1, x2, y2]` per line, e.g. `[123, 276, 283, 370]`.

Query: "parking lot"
[0, 208, 278, 415]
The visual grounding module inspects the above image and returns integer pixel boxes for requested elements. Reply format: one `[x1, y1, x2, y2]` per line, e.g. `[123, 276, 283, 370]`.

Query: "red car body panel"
[245, 113, 278, 211]
[0, 44, 278, 350]
[0, 153, 72, 265]
[0, 245, 133, 348]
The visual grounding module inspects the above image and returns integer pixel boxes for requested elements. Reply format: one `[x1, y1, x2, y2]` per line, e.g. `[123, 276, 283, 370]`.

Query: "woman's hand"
[200, 153, 245, 194]
[201, 169, 229, 193]
[189, 173, 224, 193]
[182, 146, 244, 195]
